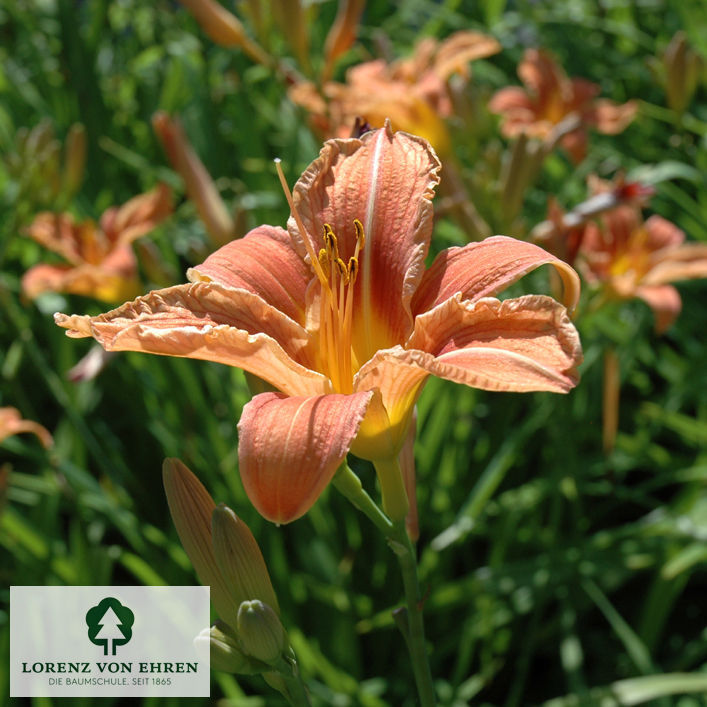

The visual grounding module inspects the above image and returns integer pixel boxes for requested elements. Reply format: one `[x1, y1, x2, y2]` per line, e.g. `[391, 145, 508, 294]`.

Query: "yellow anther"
[348, 256, 359, 284]
[318, 249, 330, 276]
[323, 224, 339, 260]
[335, 257, 348, 283]
[353, 218, 365, 250]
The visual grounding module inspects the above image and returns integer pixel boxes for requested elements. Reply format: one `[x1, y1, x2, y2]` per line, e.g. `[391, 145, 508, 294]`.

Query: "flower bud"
[236, 600, 286, 664]
[194, 622, 262, 674]
[211, 504, 280, 615]
[162, 459, 235, 629]
[153, 112, 235, 248]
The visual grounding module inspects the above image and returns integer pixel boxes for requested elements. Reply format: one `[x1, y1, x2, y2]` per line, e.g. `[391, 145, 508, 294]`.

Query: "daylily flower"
[0, 407, 53, 448]
[56, 125, 582, 524]
[578, 204, 707, 333]
[290, 31, 501, 156]
[489, 49, 637, 163]
[532, 175, 654, 267]
[22, 184, 172, 303]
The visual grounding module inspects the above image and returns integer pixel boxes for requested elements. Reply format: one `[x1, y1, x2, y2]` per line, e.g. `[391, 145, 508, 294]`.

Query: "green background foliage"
[1, 0, 706, 705]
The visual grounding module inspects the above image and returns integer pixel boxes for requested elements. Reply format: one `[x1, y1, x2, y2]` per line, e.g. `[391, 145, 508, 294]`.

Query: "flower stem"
[389, 522, 436, 707]
[268, 656, 312, 707]
[334, 465, 436, 705]
[332, 465, 393, 535]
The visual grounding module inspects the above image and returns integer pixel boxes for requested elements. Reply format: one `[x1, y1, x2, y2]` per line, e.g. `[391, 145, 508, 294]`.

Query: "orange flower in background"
[0, 407, 53, 448]
[489, 49, 637, 162]
[22, 184, 172, 303]
[56, 125, 582, 524]
[578, 205, 707, 332]
[533, 175, 654, 267]
[290, 31, 501, 155]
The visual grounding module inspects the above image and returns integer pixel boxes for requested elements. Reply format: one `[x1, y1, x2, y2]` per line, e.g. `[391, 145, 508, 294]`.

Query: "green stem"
[268, 657, 312, 707]
[332, 465, 393, 535]
[390, 522, 436, 707]
[334, 465, 436, 706]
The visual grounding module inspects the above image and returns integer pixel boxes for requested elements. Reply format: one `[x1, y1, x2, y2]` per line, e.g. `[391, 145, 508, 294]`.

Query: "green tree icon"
[86, 597, 134, 655]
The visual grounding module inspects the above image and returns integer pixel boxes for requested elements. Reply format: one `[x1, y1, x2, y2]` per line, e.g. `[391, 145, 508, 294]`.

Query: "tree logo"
[85, 597, 135, 656]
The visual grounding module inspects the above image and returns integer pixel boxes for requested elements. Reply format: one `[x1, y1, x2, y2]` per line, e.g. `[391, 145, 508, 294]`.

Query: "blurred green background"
[1, 0, 707, 705]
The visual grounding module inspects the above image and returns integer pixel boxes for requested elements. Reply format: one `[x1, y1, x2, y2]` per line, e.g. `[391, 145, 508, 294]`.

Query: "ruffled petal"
[237, 391, 373, 523]
[411, 235, 580, 315]
[290, 124, 442, 361]
[188, 225, 312, 325]
[408, 294, 582, 392]
[635, 284, 682, 334]
[54, 282, 328, 397]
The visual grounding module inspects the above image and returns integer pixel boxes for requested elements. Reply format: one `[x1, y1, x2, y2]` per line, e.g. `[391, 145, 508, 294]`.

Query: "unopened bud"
[236, 600, 286, 664]
[194, 622, 261, 674]
[212, 505, 280, 617]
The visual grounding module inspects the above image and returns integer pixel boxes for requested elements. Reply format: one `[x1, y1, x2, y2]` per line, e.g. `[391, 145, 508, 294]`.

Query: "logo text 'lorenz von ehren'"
[11, 585, 209, 697]
[85, 598, 135, 656]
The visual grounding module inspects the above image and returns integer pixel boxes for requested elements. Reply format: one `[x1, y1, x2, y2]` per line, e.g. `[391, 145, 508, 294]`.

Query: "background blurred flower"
[489, 48, 637, 162]
[290, 31, 501, 156]
[0, 407, 53, 448]
[578, 205, 707, 332]
[22, 183, 172, 303]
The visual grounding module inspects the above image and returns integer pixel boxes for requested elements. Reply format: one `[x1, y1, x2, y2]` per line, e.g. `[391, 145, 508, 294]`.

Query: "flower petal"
[54, 282, 328, 397]
[643, 243, 707, 285]
[644, 214, 685, 250]
[24, 213, 84, 264]
[290, 123, 442, 360]
[488, 86, 535, 115]
[411, 235, 580, 315]
[101, 183, 173, 246]
[635, 284, 682, 334]
[188, 225, 312, 325]
[407, 294, 582, 392]
[518, 49, 566, 101]
[22, 261, 141, 303]
[0, 407, 53, 448]
[588, 98, 638, 134]
[237, 391, 373, 523]
[432, 31, 501, 81]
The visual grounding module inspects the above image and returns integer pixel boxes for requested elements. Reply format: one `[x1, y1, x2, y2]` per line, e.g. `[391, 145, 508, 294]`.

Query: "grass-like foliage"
[1, 0, 707, 705]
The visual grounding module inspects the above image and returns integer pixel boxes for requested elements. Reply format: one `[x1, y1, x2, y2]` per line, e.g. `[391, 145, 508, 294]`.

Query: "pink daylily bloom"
[578, 205, 707, 332]
[22, 184, 172, 303]
[56, 126, 582, 523]
[489, 49, 637, 163]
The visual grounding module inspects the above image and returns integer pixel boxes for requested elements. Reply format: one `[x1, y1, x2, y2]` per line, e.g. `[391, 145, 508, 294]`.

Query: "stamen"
[335, 258, 348, 284]
[274, 158, 329, 288]
[348, 257, 359, 284]
[353, 218, 365, 250]
[318, 249, 330, 277]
